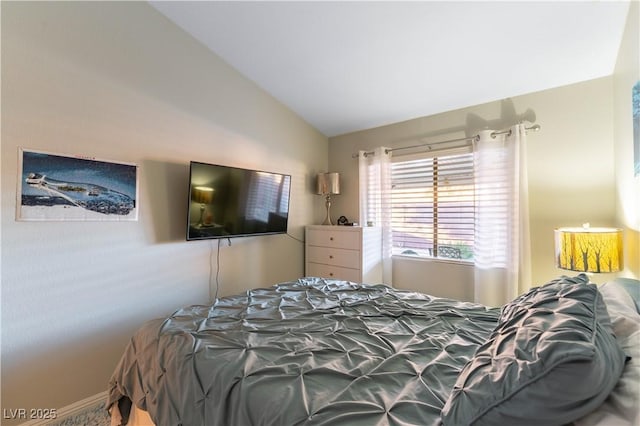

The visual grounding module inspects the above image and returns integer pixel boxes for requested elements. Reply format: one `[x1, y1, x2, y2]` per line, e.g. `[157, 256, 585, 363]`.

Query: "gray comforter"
[107, 278, 500, 425]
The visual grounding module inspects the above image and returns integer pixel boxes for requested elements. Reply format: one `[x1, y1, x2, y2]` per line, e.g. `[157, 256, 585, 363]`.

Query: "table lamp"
[192, 186, 214, 227]
[317, 172, 340, 225]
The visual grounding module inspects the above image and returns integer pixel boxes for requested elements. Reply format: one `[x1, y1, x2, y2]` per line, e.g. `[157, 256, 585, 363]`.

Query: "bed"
[107, 274, 640, 426]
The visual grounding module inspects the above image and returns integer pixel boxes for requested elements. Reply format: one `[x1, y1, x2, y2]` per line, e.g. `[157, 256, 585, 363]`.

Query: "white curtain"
[473, 124, 531, 306]
[358, 147, 393, 285]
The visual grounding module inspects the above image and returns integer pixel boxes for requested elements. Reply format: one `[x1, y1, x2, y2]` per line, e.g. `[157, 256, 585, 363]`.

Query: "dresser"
[305, 225, 383, 284]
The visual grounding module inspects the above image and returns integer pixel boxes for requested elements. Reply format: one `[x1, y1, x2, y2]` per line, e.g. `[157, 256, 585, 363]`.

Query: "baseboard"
[19, 391, 108, 426]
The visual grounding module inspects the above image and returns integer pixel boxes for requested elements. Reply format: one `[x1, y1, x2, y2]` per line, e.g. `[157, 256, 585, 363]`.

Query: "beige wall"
[329, 77, 618, 299]
[613, 0, 640, 278]
[1, 2, 327, 421]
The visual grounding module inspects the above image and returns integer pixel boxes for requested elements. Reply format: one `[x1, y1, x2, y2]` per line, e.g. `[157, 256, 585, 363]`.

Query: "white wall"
[613, 0, 640, 278]
[1, 2, 327, 421]
[329, 77, 618, 299]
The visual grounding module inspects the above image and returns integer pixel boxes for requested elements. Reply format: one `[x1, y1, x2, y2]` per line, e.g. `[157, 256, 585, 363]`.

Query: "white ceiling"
[150, 1, 630, 137]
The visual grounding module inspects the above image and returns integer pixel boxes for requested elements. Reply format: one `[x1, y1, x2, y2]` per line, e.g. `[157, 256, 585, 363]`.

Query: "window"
[245, 172, 290, 222]
[390, 147, 474, 260]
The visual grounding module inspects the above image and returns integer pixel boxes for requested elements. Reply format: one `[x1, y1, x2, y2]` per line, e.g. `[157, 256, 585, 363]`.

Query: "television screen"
[187, 161, 291, 241]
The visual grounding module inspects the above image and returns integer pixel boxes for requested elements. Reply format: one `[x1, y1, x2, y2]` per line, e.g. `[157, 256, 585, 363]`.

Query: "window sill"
[392, 254, 474, 266]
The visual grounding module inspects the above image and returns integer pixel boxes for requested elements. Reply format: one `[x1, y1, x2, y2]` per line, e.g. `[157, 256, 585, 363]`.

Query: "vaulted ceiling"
[150, 1, 631, 137]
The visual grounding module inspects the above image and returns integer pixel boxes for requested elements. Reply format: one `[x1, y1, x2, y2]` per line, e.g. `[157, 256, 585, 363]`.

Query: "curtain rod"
[354, 124, 541, 158]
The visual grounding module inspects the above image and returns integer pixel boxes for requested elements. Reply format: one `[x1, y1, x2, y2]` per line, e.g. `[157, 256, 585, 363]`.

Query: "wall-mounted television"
[187, 161, 292, 241]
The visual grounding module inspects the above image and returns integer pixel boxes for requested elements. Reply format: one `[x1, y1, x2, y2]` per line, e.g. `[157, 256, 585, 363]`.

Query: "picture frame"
[17, 148, 139, 221]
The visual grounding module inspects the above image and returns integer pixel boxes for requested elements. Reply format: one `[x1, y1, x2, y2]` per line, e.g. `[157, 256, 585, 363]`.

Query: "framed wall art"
[17, 148, 139, 221]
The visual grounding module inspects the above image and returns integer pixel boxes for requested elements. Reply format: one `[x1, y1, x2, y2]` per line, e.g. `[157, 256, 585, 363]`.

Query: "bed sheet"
[108, 278, 499, 426]
[108, 277, 639, 426]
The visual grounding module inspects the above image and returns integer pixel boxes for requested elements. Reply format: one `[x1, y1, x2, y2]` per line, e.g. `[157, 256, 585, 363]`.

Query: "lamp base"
[322, 195, 333, 225]
[196, 204, 205, 228]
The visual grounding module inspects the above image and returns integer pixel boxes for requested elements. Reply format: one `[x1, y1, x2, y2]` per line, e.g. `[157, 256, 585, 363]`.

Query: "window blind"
[391, 148, 474, 260]
[245, 173, 289, 222]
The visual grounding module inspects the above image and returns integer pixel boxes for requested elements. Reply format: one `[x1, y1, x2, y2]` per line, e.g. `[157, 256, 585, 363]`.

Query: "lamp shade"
[192, 186, 214, 204]
[554, 226, 623, 273]
[317, 172, 340, 195]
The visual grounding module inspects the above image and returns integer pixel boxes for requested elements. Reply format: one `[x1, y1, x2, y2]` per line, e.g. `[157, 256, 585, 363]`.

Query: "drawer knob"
[329, 255, 334, 259]
[329, 273, 334, 277]
[329, 237, 334, 241]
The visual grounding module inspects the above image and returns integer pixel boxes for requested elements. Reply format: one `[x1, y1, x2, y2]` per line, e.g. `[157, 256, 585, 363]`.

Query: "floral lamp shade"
[555, 226, 623, 273]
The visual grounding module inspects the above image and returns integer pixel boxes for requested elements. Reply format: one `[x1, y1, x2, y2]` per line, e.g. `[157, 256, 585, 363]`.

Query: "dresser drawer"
[305, 225, 382, 285]
[306, 246, 360, 269]
[307, 229, 360, 250]
[306, 262, 361, 282]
